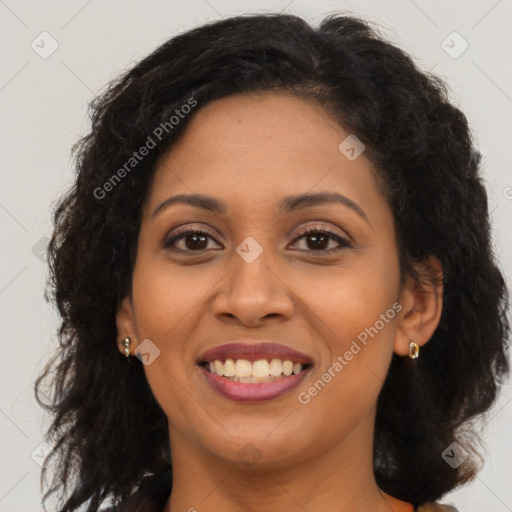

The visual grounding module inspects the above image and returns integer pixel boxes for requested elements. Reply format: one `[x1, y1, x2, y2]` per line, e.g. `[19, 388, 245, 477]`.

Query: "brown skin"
[116, 92, 443, 512]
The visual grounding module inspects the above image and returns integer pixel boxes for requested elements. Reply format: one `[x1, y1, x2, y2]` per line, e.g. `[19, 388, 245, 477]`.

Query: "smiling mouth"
[198, 358, 313, 383]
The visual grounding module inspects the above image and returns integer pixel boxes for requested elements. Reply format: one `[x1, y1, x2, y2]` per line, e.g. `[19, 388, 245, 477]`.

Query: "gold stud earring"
[122, 337, 131, 358]
[408, 340, 419, 359]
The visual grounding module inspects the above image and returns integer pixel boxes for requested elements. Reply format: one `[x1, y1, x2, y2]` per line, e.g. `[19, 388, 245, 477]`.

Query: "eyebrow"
[151, 191, 370, 224]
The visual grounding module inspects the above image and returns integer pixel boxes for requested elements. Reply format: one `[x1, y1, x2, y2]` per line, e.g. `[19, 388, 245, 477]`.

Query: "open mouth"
[198, 358, 313, 383]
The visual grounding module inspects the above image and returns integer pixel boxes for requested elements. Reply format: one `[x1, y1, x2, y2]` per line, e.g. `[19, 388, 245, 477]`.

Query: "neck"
[163, 408, 408, 512]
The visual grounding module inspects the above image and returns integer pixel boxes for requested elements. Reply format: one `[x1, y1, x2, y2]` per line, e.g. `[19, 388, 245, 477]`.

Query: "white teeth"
[282, 360, 293, 376]
[235, 359, 252, 378]
[204, 358, 306, 380]
[269, 359, 283, 377]
[223, 358, 235, 377]
[252, 359, 270, 378]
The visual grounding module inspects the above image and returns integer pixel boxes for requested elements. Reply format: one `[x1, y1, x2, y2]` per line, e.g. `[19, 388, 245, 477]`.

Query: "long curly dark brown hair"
[34, 12, 510, 512]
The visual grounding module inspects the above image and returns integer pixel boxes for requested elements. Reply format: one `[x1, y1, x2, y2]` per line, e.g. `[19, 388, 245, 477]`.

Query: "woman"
[35, 12, 509, 512]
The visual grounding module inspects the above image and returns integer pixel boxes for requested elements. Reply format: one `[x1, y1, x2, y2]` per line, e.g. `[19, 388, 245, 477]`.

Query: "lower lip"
[198, 365, 311, 403]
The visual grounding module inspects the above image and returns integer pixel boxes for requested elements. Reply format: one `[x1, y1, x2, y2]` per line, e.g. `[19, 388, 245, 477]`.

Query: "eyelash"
[163, 226, 352, 254]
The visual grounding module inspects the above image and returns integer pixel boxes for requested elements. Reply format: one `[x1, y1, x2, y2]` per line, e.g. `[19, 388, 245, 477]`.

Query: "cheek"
[297, 249, 399, 412]
[131, 259, 211, 340]
[296, 282, 398, 446]
[129, 261, 211, 416]
[302, 246, 400, 345]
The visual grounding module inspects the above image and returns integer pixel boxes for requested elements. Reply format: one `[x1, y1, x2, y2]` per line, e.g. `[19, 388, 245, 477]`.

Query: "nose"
[211, 242, 295, 327]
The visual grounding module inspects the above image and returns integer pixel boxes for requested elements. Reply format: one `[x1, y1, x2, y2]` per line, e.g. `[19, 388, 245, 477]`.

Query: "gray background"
[1, 1, 511, 511]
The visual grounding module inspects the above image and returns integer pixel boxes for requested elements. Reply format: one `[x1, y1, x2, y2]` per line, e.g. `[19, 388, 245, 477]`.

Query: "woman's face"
[117, 91, 420, 469]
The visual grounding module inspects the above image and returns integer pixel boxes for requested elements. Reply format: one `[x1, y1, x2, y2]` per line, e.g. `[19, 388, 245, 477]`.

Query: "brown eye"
[164, 228, 220, 252]
[291, 227, 351, 253]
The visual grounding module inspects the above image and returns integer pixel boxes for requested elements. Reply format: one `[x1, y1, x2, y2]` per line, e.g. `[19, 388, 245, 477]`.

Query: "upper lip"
[198, 342, 314, 365]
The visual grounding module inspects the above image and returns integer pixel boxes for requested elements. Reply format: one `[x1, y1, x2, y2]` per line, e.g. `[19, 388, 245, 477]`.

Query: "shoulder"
[417, 502, 459, 512]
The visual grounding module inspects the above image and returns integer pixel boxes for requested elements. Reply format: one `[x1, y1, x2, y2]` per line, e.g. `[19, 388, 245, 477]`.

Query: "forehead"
[146, 91, 385, 220]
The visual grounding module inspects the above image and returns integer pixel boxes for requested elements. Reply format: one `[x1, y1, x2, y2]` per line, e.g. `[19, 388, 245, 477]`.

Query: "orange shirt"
[383, 491, 415, 511]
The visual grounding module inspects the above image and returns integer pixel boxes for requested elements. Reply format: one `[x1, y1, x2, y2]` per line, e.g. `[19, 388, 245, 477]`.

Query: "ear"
[394, 255, 443, 356]
[116, 295, 138, 357]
